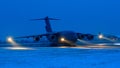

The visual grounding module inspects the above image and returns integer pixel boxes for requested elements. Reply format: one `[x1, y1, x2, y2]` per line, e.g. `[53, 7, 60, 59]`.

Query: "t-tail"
[31, 16, 60, 32]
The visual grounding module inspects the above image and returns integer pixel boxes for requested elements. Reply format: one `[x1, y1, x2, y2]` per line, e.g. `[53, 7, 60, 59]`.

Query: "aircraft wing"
[15, 34, 48, 39]
[15, 32, 57, 39]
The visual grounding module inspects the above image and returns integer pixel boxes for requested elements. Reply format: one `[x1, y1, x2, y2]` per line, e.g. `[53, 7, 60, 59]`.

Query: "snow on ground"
[0, 46, 120, 68]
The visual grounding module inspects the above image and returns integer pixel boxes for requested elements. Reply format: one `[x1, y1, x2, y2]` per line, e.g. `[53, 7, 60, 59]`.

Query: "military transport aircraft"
[8, 16, 120, 47]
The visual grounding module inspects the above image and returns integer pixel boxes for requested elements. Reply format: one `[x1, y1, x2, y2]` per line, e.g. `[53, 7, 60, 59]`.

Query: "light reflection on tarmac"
[0, 44, 120, 68]
[3, 47, 35, 50]
[1, 45, 120, 50]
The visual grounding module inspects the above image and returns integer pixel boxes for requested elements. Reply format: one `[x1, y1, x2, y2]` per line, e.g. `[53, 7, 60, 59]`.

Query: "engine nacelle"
[33, 37, 40, 41]
[48, 34, 57, 42]
[85, 34, 94, 40]
[77, 33, 85, 39]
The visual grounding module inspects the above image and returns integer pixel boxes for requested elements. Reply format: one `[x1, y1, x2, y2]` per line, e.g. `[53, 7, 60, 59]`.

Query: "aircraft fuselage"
[47, 31, 78, 46]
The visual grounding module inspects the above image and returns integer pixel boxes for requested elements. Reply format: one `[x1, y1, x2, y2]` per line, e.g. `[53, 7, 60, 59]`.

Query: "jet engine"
[33, 37, 40, 41]
[48, 34, 57, 42]
[85, 34, 94, 40]
[77, 33, 85, 39]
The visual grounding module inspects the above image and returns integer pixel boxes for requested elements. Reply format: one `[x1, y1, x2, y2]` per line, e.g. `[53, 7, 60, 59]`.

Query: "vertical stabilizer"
[31, 16, 60, 32]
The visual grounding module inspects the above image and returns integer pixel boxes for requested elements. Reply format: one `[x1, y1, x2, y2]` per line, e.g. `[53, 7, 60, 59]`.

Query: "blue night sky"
[0, 0, 120, 40]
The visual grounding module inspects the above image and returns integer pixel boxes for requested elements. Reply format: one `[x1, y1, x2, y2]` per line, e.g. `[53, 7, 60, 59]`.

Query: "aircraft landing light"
[7, 37, 14, 43]
[98, 34, 104, 39]
[60, 37, 65, 42]
[7, 36, 21, 47]
[98, 34, 116, 42]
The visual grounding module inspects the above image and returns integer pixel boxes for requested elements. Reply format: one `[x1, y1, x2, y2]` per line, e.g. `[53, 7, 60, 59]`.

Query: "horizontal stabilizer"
[30, 16, 60, 21]
[30, 16, 60, 32]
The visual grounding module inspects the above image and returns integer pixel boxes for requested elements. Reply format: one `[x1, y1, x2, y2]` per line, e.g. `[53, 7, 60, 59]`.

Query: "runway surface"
[0, 45, 120, 68]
